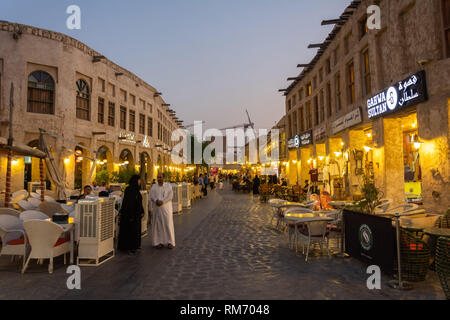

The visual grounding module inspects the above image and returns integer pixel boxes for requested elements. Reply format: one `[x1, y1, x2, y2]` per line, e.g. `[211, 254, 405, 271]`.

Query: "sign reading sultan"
[367, 71, 427, 119]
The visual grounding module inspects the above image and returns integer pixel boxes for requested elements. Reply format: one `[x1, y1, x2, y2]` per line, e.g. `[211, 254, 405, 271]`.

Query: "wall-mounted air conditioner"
[76, 198, 115, 266]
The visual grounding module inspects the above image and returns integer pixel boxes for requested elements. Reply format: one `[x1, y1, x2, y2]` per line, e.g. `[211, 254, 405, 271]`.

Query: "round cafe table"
[328, 201, 356, 209]
[423, 228, 450, 238]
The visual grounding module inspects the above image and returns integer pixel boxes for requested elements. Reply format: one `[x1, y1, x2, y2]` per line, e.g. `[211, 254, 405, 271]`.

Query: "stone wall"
[0, 21, 183, 193]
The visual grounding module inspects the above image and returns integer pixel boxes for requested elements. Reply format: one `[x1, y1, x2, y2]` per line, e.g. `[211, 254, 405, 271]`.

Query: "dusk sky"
[0, 0, 350, 131]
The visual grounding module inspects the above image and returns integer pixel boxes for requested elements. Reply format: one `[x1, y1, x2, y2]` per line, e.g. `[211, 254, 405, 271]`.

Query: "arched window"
[27, 71, 55, 114]
[76, 79, 90, 120]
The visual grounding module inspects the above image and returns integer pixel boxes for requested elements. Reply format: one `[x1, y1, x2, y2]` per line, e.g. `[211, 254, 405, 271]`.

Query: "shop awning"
[0, 137, 46, 158]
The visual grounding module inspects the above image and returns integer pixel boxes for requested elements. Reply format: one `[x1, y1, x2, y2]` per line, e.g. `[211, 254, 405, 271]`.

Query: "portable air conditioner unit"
[140, 190, 149, 237]
[28, 182, 45, 193]
[171, 184, 183, 214]
[76, 198, 115, 266]
[181, 183, 191, 209]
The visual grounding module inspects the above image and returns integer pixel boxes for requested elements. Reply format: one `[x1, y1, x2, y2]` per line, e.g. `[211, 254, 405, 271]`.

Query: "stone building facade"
[0, 21, 184, 193]
[282, 0, 449, 212]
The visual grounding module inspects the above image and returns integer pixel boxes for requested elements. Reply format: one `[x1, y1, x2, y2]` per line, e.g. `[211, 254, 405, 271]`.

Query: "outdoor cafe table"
[284, 213, 334, 251]
[279, 202, 313, 210]
[328, 201, 356, 209]
[423, 227, 450, 238]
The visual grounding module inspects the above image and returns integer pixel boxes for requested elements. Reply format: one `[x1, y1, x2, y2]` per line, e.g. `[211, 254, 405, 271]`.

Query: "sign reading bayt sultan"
[332, 108, 362, 134]
[367, 71, 428, 119]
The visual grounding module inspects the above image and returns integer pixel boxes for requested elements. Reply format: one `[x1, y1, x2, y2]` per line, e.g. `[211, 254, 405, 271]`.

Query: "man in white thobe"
[150, 173, 176, 249]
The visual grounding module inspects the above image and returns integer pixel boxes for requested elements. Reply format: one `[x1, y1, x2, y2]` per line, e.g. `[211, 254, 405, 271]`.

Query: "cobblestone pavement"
[0, 184, 445, 300]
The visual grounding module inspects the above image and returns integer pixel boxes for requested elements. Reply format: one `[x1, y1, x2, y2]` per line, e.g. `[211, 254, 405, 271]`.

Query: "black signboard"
[367, 70, 428, 119]
[344, 210, 396, 275]
[299, 130, 312, 147]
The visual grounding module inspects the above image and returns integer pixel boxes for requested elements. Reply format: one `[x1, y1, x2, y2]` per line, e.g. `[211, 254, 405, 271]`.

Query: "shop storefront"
[368, 71, 428, 205]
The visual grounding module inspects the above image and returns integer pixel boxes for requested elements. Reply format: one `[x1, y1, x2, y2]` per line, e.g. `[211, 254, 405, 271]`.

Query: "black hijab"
[128, 175, 141, 191]
[120, 174, 142, 217]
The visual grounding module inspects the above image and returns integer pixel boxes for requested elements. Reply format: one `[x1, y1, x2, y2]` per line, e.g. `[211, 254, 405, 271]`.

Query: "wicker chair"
[436, 236, 450, 300]
[399, 229, 431, 282]
[434, 209, 450, 229]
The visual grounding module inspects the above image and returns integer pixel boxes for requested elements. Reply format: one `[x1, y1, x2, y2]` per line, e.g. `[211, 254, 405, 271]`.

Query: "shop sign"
[119, 131, 136, 144]
[313, 124, 327, 142]
[142, 135, 151, 148]
[332, 108, 362, 134]
[288, 137, 296, 149]
[288, 135, 301, 149]
[367, 71, 427, 119]
[299, 130, 313, 147]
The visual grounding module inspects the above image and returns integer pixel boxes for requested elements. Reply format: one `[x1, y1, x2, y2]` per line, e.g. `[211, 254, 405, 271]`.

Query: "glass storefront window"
[403, 129, 422, 203]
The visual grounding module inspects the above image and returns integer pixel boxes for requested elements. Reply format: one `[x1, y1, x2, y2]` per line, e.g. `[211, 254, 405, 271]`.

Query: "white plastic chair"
[27, 197, 42, 208]
[11, 190, 28, 203]
[17, 199, 36, 211]
[44, 195, 56, 202]
[268, 199, 288, 227]
[30, 192, 41, 199]
[20, 210, 49, 221]
[0, 214, 27, 269]
[12, 189, 28, 198]
[38, 201, 64, 218]
[295, 220, 330, 262]
[0, 208, 21, 218]
[283, 208, 314, 249]
[22, 220, 70, 274]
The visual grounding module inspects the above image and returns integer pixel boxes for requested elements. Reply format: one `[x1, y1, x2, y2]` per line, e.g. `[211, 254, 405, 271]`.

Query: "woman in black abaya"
[118, 175, 144, 255]
[252, 175, 261, 195]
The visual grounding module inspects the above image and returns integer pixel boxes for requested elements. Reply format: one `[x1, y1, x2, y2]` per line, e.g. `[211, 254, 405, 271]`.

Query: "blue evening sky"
[0, 0, 350, 130]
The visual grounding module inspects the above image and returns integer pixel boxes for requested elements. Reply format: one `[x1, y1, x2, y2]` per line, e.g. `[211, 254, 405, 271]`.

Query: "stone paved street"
[0, 184, 445, 300]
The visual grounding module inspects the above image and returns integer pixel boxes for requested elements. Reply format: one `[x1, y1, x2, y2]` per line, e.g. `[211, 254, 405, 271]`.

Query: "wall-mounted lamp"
[411, 134, 423, 150]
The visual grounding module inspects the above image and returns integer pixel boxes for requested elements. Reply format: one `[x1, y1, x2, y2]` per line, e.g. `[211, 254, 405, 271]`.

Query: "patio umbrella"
[4, 150, 12, 208]
[39, 133, 68, 200]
